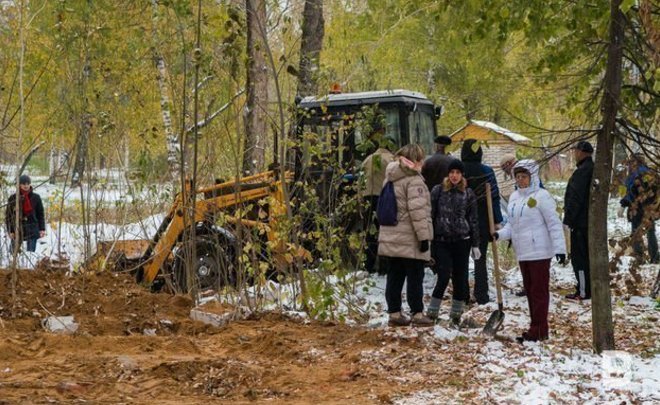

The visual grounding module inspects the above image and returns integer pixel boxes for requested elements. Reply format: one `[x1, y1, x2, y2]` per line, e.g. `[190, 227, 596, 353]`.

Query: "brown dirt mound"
[0, 269, 201, 336]
[0, 269, 440, 403]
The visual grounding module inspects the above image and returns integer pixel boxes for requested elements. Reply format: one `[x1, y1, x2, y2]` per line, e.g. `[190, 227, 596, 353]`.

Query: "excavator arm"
[90, 170, 292, 287]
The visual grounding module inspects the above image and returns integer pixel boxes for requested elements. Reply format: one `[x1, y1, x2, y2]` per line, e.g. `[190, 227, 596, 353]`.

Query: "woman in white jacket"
[494, 160, 566, 342]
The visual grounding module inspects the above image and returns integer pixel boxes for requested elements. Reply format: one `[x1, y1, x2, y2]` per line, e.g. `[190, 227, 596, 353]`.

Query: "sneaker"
[516, 331, 548, 343]
[388, 311, 411, 327]
[566, 292, 591, 301]
[426, 308, 439, 320]
[411, 312, 434, 326]
[515, 289, 527, 297]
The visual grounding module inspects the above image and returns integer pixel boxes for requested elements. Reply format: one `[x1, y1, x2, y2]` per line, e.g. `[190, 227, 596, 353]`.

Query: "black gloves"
[556, 254, 567, 265]
[420, 240, 430, 252]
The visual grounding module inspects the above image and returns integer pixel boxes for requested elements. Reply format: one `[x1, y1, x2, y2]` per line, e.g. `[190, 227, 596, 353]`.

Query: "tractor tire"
[171, 231, 237, 293]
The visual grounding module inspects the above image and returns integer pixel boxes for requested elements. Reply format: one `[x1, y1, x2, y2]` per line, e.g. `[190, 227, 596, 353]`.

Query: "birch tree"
[297, 0, 324, 98]
[243, 0, 268, 175]
[151, 0, 180, 181]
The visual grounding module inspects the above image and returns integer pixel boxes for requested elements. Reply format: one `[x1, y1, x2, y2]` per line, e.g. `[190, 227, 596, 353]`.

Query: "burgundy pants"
[519, 259, 551, 340]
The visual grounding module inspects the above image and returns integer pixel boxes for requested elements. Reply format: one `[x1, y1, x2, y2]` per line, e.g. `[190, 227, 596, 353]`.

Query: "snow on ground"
[374, 262, 660, 404]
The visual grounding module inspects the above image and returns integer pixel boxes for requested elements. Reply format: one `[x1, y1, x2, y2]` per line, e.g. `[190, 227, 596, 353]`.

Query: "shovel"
[482, 182, 505, 337]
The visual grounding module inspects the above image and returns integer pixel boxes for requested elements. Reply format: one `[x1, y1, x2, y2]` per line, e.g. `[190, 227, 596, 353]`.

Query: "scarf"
[20, 189, 33, 216]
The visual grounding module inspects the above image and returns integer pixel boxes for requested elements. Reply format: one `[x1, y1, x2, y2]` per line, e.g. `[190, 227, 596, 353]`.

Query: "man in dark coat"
[422, 135, 453, 191]
[460, 139, 503, 305]
[6, 174, 45, 252]
[563, 141, 594, 300]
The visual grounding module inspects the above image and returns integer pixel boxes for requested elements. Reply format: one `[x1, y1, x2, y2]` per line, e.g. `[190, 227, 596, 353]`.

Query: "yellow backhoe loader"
[88, 170, 293, 292]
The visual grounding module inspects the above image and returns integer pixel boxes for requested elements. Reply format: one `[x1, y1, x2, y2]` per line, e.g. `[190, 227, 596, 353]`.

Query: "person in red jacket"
[6, 174, 46, 253]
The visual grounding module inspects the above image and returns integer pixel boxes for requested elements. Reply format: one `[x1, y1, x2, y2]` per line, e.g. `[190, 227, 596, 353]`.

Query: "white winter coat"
[497, 160, 566, 261]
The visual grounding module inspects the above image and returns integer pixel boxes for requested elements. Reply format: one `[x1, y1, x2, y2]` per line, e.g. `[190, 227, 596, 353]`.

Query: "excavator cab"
[296, 89, 441, 169]
[290, 89, 443, 266]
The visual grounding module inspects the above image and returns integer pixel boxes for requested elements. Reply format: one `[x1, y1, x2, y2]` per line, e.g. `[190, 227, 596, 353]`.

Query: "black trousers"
[570, 227, 591, 298]
[431, 239, 471, 302]
[385, 257, 425, 314]
[471, 236, 490, 304]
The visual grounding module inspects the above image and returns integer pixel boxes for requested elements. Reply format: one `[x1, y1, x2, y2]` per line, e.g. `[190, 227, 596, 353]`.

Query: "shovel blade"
[482, 310, 505, 337]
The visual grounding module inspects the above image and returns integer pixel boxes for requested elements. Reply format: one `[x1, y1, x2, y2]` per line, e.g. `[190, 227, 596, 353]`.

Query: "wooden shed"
[448, 120, 532, 198]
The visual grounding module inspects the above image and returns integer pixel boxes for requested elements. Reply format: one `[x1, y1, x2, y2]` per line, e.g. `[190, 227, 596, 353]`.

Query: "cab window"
[408, 106, 435, 155]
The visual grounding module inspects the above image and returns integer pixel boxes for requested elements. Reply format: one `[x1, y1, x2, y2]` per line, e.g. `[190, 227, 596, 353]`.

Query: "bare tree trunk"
[124, 139, 130, 182]
[48, 144, 66, 185]
[296, 0, 324, 98]
[71, 25, 92, 188]
[10, 0, 28, 313]
[243, 0, 269, 175]
[589, 0, 624, 354]
[71, 112, 91, 187]
[152, 0, 179, 180]
[292, 0, 325, 180]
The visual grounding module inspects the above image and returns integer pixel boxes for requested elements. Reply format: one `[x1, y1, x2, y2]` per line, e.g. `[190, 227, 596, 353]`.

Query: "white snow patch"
[627, 296, 655, 307]
[432, 324, 465, 341]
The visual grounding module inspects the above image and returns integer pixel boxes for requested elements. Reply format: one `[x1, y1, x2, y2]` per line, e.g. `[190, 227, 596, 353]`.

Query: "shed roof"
[450, 120, 531, 144]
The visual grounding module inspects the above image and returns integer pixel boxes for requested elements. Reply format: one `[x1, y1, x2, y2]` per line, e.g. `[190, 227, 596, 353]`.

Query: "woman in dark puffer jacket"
[427, 159, 480, 324]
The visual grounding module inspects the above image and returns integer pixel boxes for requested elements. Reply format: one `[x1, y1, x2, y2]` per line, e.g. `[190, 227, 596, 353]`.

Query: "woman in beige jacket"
[378, 144, 434, 326]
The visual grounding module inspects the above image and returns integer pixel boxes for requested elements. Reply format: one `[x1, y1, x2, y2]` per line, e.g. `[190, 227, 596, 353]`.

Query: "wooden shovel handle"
[485, 182, 503, 307]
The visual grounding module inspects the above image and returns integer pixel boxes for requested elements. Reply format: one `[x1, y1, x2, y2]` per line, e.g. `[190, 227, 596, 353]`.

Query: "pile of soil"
[0, 270, 198, 336]
[0, 270, 438, 403]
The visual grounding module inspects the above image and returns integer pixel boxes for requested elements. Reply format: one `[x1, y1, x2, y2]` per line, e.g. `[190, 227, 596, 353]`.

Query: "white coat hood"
[513, 159, 541, 195]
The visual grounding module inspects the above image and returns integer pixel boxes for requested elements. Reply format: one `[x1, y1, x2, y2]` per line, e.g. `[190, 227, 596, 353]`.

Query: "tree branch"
[185, 88, 244, 135]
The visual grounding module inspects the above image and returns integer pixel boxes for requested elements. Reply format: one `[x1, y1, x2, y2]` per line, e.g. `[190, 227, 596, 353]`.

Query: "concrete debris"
[189, 308, 233, 327]
[42, 316, 79, 334]
[143, 328, 157, 336]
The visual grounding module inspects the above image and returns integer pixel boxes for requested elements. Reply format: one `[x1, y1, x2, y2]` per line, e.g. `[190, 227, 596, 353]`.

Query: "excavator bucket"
[84, 239, 151, 272]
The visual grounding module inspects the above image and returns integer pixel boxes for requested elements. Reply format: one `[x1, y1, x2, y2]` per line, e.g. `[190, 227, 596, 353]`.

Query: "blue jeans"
[10, 238, 37, 253]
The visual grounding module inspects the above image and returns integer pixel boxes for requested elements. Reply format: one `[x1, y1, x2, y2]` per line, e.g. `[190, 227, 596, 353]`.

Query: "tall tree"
[243, 0, 269, 174]
[589, 0, 625, 353]
[70, 8, 91, 188]
[152, 0, 180, 181]
[297, 0, 324, 98]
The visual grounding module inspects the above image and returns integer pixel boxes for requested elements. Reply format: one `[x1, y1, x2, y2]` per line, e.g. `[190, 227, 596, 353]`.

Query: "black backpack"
[377, 181, 398, 226]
